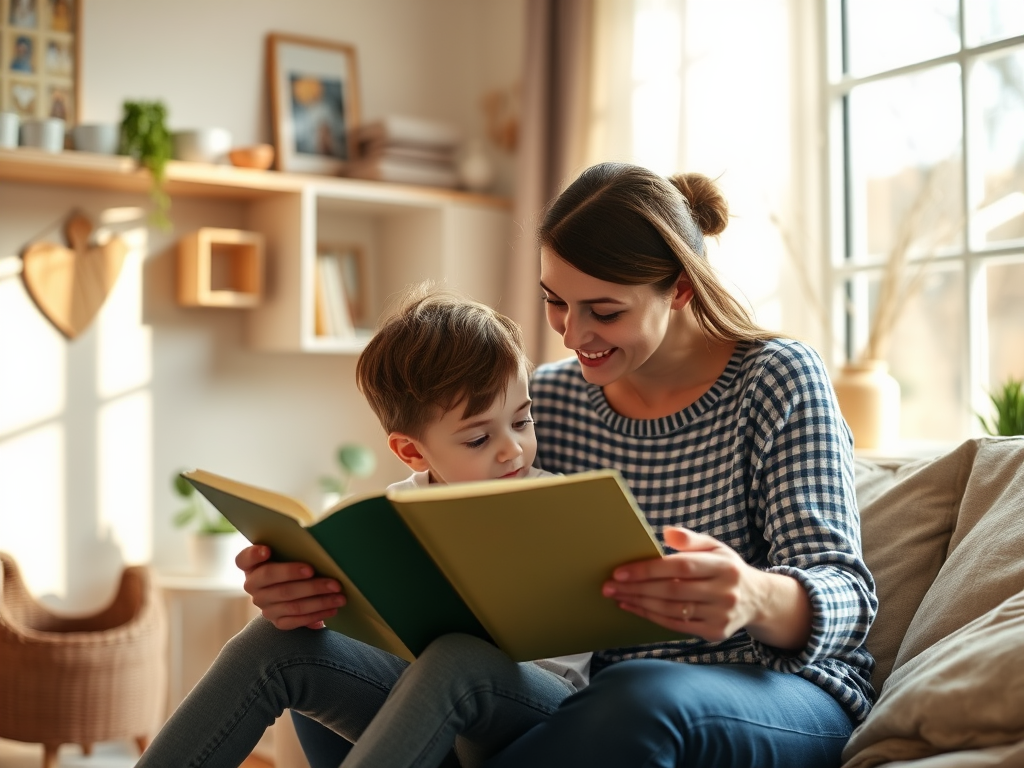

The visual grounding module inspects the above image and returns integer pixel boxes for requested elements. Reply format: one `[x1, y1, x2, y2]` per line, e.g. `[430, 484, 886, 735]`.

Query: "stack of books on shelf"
[346, 115, 462, 189]
[314, 251, 356, 341]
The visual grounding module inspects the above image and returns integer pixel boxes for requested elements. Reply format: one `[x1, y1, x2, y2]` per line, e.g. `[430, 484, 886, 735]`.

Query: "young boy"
[138, 284, 588, 768]
[340, 283, 590, 766]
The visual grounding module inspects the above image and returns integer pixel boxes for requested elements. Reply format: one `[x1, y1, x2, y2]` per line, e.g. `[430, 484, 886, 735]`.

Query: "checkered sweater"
[531, 339, 877, 722]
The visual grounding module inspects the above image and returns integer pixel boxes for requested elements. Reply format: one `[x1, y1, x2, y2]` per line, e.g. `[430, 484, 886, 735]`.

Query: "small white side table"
[155, 572, 253, 713]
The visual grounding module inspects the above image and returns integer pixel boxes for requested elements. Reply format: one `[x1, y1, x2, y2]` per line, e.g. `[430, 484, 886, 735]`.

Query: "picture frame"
[0, 0, 80, 127]
[266, 32, 361, 175]
[317, 241, 367, 327]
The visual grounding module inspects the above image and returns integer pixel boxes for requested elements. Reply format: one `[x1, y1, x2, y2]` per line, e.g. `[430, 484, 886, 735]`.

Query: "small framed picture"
[266, 32, 361, 175]
[1, 0, 79, 125]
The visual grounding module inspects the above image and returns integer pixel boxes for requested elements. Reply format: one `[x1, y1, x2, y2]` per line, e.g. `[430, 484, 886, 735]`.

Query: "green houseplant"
[171, 472, 236, 533]
[977, 377, 1024, 437]
[320, 443, 377, 509]
[120, 100, 173, 230]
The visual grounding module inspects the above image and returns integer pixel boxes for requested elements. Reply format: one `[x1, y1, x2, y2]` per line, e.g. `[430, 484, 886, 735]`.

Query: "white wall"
[0, 0, 524, 612]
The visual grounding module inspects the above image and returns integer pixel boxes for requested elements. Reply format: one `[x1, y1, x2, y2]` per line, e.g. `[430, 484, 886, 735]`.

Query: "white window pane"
[877, 265, 967, 442]
[845, 0, 959, 76]
[965, 0, 1024, 46]
[848, 65, 964, 265]
[987, 259, 1024, 385]
[968, 49, 1024, 247]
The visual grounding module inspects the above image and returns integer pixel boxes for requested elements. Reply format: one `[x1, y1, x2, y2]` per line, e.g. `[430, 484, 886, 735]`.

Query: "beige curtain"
[504, 0, 594, 363]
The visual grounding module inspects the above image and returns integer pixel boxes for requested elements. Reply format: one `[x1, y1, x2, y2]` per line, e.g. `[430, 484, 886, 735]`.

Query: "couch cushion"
[840, 587, 1024, 768]
[890, 436, 1024, 677]
[855, 446, 971, 692]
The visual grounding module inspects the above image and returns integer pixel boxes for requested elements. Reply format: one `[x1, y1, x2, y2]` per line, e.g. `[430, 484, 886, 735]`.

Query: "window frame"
[822, 0, 1024, 440]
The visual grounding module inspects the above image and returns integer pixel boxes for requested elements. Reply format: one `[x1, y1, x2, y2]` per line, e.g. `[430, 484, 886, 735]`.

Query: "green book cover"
[184, 468, 690, 663]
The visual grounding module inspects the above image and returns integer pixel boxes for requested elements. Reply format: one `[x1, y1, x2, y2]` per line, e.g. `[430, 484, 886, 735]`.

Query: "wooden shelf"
[0, 147, 511, 208]
[1, 146, 514, 355]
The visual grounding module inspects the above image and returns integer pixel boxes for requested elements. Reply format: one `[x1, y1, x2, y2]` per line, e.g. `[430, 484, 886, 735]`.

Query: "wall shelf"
[1, 148, 514, 354]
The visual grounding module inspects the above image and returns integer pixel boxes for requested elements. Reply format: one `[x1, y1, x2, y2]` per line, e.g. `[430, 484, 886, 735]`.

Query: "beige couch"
[841, 436, 1024, 768]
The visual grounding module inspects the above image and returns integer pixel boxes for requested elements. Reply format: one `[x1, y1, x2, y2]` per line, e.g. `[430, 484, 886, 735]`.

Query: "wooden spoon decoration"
[21, 212, 128, 339]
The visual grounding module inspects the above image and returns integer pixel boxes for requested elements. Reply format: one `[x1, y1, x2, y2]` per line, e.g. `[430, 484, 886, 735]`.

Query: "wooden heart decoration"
[21, 213, 128, 339]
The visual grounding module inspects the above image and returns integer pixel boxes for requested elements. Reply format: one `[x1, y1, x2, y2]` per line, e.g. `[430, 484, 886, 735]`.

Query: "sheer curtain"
[507, 0, 829, 362]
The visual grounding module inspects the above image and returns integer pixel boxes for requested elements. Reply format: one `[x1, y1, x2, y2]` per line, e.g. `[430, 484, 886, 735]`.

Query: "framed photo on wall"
[266, 32, 361, 175]
[0, 0, 80, 126]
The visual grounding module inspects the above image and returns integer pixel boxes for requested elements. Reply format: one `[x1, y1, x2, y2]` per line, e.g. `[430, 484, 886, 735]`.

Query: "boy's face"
[388, 366, 538, 484]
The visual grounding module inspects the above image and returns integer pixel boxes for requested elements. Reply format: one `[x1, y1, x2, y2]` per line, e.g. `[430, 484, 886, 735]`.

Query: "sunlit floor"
[0, 739, 273, 767]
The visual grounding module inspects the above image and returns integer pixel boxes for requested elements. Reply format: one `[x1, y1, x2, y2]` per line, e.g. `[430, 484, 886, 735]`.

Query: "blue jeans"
[483, 659, 854, 768]
[137, 618, 575, 768]
[296, 659, 855, 768]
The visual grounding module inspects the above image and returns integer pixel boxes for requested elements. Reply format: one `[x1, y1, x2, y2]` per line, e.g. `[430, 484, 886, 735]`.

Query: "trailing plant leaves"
[120, 100, 173, 230]
[338, 444, 377, 477]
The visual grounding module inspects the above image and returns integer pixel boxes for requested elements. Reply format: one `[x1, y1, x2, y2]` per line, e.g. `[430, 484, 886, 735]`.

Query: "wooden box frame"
[177, 227, 264, 308]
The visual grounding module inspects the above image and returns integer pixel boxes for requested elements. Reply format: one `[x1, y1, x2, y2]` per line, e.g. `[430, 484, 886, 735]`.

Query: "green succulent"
[171, 471, 236, 534]
[977, 378, 1024, 437]
[319, 443, 377, 496]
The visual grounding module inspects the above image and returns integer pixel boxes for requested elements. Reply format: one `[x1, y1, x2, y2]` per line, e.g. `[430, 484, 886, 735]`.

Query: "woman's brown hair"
[539, 162, 777, 344]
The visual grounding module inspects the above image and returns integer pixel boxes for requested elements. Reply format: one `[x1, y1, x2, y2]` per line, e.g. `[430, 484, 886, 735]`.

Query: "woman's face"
[540, 247, 683, 386]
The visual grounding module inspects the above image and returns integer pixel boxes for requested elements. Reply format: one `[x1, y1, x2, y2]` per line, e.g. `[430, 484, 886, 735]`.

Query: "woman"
[240, 162, 876, 768]
[478, 162, 876, 767]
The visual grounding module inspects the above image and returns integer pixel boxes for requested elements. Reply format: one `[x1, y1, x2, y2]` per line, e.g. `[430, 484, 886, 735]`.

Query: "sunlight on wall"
[0, 424, 66, 598]
[97, 217, 152, 398]
[0, 269, 67, 435]
[96, 220, 153, 566]
[98, 391, 153, 565]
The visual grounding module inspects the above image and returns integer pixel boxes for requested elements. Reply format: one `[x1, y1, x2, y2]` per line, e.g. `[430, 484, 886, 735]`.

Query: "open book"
[183, 468, 690, 663]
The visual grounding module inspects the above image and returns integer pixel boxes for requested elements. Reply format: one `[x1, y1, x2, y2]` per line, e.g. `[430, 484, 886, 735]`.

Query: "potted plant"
[171, 471, 245, 578]
[977, 377, 1024, 436]
[120, 100, 173, 230]
[319, 443, 377, 511]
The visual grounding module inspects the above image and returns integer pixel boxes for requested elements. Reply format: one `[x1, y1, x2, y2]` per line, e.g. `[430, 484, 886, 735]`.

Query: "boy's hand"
[236, 545, 347, 630]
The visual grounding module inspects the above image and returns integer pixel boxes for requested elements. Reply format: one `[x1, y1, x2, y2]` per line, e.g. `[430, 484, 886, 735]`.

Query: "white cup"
[21, 117, 66, 152]
[72, 122, 120, 154]
[0, 112, 19, 149]
[173, 127, 233, 164]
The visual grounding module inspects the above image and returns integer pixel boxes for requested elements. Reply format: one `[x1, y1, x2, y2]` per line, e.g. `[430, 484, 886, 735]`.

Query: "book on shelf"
[315, 253, 355, 340]
[182, 468, 690, 663]
[355, 115, 463, 150]
[358, 141, 457, 165]
[346, 156, 460, 189]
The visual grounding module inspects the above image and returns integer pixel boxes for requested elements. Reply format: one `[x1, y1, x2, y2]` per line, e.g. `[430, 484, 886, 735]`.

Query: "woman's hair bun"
[668, 173, 728, 237]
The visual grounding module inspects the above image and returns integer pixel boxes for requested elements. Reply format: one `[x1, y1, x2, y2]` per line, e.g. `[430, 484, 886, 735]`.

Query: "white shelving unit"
[0, 148, 514, 354]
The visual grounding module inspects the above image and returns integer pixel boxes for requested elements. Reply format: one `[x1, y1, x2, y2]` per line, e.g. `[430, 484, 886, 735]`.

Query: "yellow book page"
[388, 470, 688, 661]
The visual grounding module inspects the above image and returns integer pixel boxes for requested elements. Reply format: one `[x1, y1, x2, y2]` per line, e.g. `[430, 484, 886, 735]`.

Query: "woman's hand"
[602, 526, 812, 650]
[236, 545, 347, 630]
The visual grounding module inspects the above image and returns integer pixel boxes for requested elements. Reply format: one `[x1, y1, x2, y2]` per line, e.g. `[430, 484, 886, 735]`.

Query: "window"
[826, 0, 1024, 442]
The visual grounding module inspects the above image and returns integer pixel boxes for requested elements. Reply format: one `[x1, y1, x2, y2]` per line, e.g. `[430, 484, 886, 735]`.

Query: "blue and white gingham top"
[531, 338, 877, 722]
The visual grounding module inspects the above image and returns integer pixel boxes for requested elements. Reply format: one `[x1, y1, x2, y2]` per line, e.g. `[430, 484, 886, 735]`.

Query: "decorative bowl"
[173, 127, 233, 164]
[229, 144, 275, 170]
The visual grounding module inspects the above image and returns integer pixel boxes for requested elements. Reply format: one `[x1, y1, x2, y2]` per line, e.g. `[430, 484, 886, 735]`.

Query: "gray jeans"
[137, 618, 576, 768]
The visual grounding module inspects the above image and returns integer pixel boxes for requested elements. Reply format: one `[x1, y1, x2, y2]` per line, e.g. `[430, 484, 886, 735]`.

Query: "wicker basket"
[0, 551, 167, 768]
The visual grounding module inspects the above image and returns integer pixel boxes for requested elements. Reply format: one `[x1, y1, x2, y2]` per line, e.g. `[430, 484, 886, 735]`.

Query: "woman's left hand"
[602, 526, 812, 649]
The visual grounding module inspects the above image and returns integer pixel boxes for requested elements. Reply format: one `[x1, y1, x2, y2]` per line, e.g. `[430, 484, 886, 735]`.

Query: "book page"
[389, 470, 689, 661]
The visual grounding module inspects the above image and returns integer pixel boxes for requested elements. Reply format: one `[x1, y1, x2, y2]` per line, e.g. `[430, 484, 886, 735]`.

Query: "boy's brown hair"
[355, 283, 529, 438]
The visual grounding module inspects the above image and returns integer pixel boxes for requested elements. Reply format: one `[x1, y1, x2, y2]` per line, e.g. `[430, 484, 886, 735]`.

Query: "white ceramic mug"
[72, 122, 120, 154]
[0, 112, 19, 149]
[173, 127, 233, 164]
[21, 117, 66, 152]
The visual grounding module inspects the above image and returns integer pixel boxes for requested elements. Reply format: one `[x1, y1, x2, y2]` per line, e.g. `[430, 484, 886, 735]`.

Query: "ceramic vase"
[832, 359, 901, 451]
[188, 531, 248, 580]
[457, 139, 495, 193]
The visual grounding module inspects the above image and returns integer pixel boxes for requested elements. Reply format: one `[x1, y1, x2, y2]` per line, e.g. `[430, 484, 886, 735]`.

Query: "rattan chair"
[0, 551, 167, 768]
